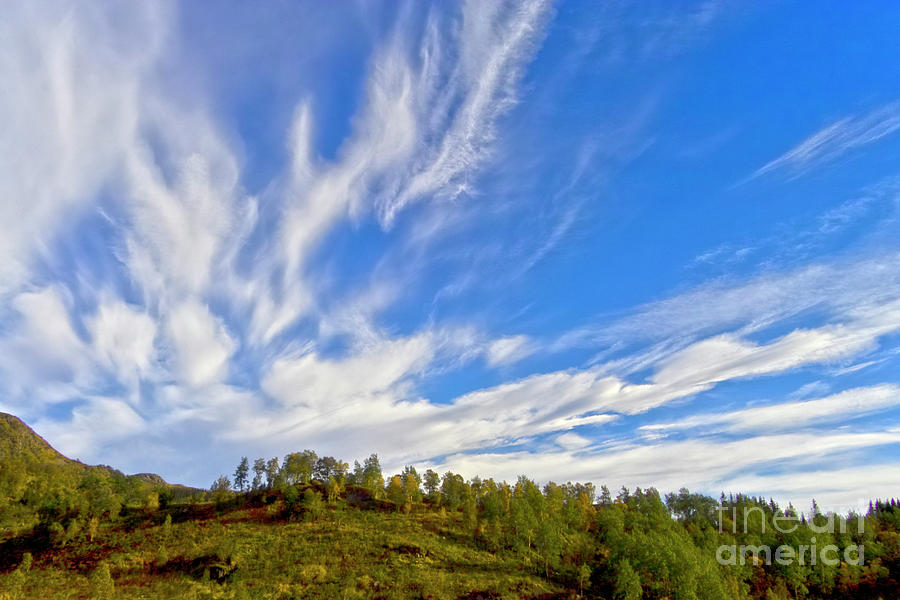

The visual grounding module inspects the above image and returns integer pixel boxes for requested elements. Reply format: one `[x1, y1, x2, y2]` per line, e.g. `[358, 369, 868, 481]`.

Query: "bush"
[89, 562, 115, 600]
[5, 553, 32, 600]
[302, 488, 324, 521]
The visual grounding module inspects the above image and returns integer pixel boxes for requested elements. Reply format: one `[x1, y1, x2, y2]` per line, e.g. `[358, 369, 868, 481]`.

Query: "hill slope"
[0, 412, 71, 465]
[0, 411, 184, 486]
[0, 412, 196, 539]
[3, 411, 900, 599]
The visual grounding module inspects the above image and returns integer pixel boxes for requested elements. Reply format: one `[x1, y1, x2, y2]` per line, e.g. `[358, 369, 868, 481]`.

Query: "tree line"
[210, 451, 900, 599]
[5, 439, 900, 599]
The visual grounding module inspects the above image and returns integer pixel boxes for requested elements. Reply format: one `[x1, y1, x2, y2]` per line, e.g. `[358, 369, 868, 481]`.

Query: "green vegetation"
[0, 413, 197, 540]
[2, 411, 900, 599]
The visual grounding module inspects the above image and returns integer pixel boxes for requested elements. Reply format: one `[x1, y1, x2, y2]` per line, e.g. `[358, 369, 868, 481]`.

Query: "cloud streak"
[749, 100, 900, 181]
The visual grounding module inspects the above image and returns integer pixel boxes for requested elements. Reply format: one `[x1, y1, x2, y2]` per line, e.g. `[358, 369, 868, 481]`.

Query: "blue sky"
[2, 0, 900, 510]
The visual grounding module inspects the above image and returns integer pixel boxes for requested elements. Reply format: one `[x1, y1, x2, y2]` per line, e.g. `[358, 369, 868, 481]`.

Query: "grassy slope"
[0, 413, 565, 599]
[0, 413, 73, 466]
[0, 412, 198, 512]
[2, 499, 564, 600]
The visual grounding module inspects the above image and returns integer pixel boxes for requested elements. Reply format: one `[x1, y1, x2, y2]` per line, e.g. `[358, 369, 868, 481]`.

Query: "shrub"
[89, 562, 115, 600]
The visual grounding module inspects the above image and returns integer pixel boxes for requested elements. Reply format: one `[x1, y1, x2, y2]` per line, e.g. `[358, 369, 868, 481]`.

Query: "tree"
[252, 458, 266, 490]
[144, 491, 159, 512]
[536, 482, 565, 576]
[423, 469, 441, 503]
[234, 457, 249, 492]
[463, 496, 478, 533]
[87, 516, 100, 542]
[265, 457, 280, 488]
[325, 476, 343, 503]
[79, 473, 122, 521]
[282, 450, 317, 485]
[211, 475, 232, 492]
[301, 487, 324, 521]
[314, 456, 348, 482]
[386, 475, 407, 511]
[401, 465, 422, 487]
[441, 472, 469, 510]
[404, 473, 422, 504]
[615, 560, 642, 600]
[577, 564, 592, 595]
[354, 454, 384, 496]
[210, 475, 232, 506]
[599, 485, 612, 505]
[7, 552, 31, 599]
[509, 477, 542, 552]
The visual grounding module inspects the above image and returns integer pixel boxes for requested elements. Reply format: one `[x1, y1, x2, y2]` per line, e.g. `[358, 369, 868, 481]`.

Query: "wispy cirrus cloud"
[748, 100, 900, 181]
[642, 384, 900, 434]
[2, 0, 899, 513]
[0, 1, 560, 464]
[0, 2, 170, 295]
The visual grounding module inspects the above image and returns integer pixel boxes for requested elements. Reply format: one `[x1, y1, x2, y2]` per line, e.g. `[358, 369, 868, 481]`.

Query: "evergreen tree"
[252, 458, 266, 490]
[265, 457, 280, 488]
[234, 457, 249, 492]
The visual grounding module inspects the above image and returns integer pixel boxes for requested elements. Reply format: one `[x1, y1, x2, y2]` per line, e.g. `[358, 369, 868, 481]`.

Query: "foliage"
[233, 457, 249, 492]
[5, 414, 900, 599]
[89, 562, 115, 600]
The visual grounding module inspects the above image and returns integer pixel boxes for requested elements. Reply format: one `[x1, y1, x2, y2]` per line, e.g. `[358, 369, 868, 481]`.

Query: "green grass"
[1, 499, 564, 600]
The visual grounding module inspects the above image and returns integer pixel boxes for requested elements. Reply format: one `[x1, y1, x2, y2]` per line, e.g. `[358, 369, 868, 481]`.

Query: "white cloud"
[644, 384, 900, 434]
[240, 0, 554, 344]
[555, 431, 592, 450]
[650, 327, 880, 389]
[0, 287, 94, 401]
[723, 464, 900, 513]
[166, 300, 235, 387]
[228, 291, 900, 471]
[385, 0, 554, 222]
[123, 143, 240, 302]
[749, 100, 900, 180]
[486, 334, 534, 366]
[262, 333, 433, 409]
[88, 298, 157, 385]
[557, 252, 900, 358]
[0, 2, 168, 293]
[32, 396, 146, 462]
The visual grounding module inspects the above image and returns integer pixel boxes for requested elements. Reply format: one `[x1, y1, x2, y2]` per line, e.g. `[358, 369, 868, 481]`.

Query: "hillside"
[0, 411, 191, 489]
[2, 412, 900, 599]
[0, 413, 72, 466]
[0, 412, 197, 544]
